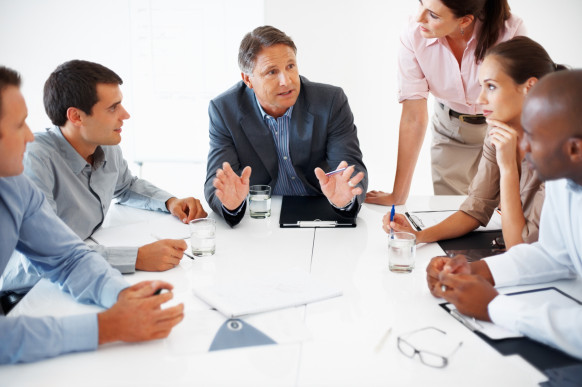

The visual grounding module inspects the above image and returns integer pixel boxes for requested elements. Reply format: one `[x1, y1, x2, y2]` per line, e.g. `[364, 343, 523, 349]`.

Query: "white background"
[1, 0, 581, 204]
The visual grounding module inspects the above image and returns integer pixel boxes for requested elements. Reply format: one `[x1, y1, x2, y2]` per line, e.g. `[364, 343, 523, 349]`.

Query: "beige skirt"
[430, 101, 488, 195]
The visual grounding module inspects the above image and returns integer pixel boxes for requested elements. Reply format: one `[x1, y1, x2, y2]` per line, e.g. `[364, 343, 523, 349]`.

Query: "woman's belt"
[439, 103, 486, 125]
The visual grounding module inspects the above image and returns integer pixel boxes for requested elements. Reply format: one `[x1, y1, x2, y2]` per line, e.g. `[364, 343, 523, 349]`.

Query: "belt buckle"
[458, 114, 472, 124]
[458, 114, 483, 124]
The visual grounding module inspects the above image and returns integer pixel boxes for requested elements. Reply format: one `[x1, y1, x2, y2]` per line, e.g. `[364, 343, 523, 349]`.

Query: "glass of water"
[248, 185, 271, 219]
[189, 218, 216, 257]
[388, 232, 416, 273]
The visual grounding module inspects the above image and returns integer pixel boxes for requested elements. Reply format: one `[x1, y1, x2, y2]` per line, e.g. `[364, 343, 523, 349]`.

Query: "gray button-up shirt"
[13, 126, 173, 275]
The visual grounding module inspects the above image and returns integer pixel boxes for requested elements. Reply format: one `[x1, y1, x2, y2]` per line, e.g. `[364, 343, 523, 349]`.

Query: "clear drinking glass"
[189, 218, 216, 256]
[248, 185, 272, 219]
[388, 232, 416, 273]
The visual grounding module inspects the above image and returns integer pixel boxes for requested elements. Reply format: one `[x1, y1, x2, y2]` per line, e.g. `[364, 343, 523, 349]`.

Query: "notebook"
[279, 196, 357, 228]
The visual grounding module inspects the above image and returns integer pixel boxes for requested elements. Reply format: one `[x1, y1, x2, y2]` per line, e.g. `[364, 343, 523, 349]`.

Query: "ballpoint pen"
[325, 165, 355, 176]
[390, 204, 395, 236]
[182, 250, 195, 260]
[151, 234, 195, 260]
[374, 327, 392, 353]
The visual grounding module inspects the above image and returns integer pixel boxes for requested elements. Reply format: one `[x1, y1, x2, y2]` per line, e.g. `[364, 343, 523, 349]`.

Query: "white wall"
[2, 0, 581, 201]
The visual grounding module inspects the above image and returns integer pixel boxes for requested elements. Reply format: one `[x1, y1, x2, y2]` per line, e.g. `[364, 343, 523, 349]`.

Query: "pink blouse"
[397, 14, 526, 114]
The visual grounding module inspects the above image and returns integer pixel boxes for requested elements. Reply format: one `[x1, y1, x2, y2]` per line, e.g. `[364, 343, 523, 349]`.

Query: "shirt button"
[283, 156, 288, 160]
[291, 176, 296, 180]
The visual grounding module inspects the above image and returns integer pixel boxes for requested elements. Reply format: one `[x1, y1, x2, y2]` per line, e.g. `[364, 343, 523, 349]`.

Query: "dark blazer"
[204, 76, 367, 226]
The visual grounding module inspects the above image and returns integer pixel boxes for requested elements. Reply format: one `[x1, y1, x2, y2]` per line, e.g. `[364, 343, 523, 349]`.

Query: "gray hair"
[238, 26, 297, 75]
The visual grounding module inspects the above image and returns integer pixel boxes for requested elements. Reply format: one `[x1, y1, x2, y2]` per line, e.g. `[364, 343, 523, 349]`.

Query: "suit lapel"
[239, 89, 278, 182]
[289, 85, 317, 192]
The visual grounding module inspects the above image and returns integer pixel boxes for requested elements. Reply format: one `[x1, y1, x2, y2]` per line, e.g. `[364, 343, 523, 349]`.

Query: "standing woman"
[366, 0, 526, 205]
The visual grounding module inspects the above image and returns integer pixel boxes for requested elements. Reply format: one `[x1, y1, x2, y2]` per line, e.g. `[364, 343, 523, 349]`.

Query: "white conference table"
[3, 196, 578, 386]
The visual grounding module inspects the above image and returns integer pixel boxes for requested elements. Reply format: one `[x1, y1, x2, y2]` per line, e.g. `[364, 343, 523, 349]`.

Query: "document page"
[444, 287, 580, 340]
[193, 269, 342, 318]
[91, 215, 189, 246]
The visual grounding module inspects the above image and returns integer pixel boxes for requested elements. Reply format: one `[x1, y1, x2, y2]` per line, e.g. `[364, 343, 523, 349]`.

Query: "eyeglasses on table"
[397, 326, 463, 368]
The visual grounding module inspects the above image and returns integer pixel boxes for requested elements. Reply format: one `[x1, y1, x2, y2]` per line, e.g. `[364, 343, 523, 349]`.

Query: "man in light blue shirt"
[1, 60, 208, 298]
[0, 66, 184, 363]
[426, 70, 582, 359]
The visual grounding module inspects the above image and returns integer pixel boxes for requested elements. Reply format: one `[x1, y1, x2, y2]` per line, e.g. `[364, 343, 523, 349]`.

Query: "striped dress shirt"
[256, 100, 308, 196]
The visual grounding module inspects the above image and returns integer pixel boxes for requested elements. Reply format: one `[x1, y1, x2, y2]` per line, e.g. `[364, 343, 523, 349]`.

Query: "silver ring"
[348, 181, 354, 188]
[441, 284, 447, 293]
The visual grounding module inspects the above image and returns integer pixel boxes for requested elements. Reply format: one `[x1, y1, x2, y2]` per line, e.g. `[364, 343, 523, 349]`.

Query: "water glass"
[388, 232, 416, 273]
[248, 185, 272, 219]
[189, 218, 216, 256]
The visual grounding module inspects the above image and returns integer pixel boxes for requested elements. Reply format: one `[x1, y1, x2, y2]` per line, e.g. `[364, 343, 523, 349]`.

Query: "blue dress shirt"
[0, 174, 128, 364]
[256, 103, 308, 196]
[0, 126, 174, 295]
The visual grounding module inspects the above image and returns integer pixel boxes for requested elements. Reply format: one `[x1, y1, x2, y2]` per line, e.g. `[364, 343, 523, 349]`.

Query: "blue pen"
[390, 205, 395, 235]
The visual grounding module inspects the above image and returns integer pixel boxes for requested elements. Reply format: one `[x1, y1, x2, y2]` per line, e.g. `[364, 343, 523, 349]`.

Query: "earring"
[460, 27, 464, 36]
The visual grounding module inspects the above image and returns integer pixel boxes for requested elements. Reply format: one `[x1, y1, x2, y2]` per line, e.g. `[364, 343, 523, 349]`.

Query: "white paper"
[91, 215, 189, 246]
[407, 210, 502, 232]
[445, 287, 580, 340]
[192, 269, 342, 318]
[447, 304, 523, 340]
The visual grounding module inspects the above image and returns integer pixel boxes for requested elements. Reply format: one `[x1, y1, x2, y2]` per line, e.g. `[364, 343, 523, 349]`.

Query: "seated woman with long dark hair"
[384, 36, 567, 249]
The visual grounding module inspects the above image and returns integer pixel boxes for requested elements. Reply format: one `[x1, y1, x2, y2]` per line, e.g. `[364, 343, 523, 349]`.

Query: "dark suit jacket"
[204, 76, 367, 226]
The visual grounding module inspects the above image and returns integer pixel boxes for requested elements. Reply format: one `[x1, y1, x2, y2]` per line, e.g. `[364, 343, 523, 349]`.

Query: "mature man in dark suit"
[205, 25, 367, 226]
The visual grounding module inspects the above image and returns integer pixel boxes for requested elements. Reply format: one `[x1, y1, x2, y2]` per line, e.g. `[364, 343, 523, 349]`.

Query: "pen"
[404, 212, 423, 231]
[374, 327, 392, 353]
[450, 309, 477, 332]
[151, 234, 195, 260]
[325, 165, 355, 176]
[390, 205, 395, 235]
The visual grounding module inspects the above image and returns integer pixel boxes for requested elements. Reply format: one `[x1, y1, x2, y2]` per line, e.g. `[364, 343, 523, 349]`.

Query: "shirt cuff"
[483, 253, 521, 288]
[488, 294, 526, 333]
[222, 200, 245, 216]
[100, 276, 129, 308]
[156, 196, 174, 213]
[91, 245, 137, 274]
[61, 313, 100, 354]
[328, 196, 355, 211]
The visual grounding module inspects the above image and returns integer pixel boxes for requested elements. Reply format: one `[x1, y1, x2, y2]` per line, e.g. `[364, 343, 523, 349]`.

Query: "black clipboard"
[440, 287, 582, 372]
[438, 230, 505, 262]
[279, 196, 356, 228]
[405, 211, 505, 261]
